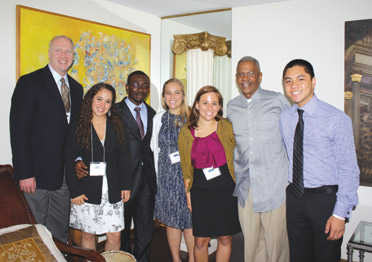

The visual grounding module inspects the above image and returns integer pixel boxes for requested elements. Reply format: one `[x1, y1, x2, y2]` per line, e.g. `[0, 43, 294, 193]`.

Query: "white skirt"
[69, 174, 124, 234]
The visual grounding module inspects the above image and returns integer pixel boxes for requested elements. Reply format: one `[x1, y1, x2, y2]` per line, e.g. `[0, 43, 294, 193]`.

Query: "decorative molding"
[357, 34, 372, 49]
[225, 40, 231, 58]
[345, 91, 353, 100]
[360, 94, 372, 105]
[351, 73, 363, 82]
[161, 8, 231, 19]
[172, 31, 227, 56]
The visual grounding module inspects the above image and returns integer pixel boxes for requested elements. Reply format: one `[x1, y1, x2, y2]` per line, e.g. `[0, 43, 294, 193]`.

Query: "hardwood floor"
[150, 221, 244, 262]
[150, 224, 173, 261]
[89, 220, 244, 261]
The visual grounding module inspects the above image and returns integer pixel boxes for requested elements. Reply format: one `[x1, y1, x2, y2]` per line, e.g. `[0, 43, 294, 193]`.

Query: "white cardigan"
[150, 111, 166, 179]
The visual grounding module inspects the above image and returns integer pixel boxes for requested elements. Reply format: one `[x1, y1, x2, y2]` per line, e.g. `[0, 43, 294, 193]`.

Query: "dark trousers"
[286, 184, 342, 262]
[121, 177, 155, 262]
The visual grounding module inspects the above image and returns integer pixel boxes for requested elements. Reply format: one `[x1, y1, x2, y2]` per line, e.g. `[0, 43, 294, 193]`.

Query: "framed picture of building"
[345, 18, 372, 186]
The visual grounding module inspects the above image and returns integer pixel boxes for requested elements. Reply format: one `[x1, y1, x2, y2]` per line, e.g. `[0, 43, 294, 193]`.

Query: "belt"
[289, 184, 338, 194]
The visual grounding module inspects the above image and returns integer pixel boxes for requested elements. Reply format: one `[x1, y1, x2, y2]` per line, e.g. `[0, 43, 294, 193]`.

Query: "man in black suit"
[10, 35, 83, 242]
[76, 71, 156, 261]
[117, 71, 156, 262]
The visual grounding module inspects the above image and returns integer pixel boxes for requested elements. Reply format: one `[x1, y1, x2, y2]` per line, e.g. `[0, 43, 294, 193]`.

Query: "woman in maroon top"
[178, 86, 241, 262]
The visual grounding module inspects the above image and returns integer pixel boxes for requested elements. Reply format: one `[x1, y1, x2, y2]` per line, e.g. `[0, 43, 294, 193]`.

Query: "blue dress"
[154, 112, 192, 229]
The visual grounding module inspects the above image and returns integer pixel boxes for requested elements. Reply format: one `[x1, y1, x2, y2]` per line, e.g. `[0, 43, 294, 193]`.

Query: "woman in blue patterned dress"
[151, 78, 194, 262]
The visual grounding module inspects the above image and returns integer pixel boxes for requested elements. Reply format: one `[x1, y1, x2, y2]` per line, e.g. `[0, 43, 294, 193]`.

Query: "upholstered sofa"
[0, 164, 105, 262]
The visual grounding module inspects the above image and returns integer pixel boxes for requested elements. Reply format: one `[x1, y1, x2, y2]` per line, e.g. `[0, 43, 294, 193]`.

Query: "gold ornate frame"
[17, 5, 151, 101]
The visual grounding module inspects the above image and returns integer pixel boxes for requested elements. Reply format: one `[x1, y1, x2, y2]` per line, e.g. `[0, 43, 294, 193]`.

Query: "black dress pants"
[286, 184, 343, 262]
[121, 177, 155, 262]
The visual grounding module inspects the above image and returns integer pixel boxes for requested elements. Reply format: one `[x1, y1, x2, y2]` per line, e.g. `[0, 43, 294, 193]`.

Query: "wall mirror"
[160, 10, 232, 114]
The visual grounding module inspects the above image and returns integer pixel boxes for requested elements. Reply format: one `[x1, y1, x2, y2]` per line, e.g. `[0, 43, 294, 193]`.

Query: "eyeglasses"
[128, 81, 149, 89]
[236, 72, 257, 79]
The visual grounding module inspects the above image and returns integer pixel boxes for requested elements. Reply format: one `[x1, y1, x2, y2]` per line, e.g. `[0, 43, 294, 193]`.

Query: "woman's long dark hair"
[76, 83, 126, 150]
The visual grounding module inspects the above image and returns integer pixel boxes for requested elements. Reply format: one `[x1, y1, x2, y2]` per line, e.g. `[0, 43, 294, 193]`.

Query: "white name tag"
[90, 162, 106, 176]
[169, 151, 180, 164]
[203, 167, 221, 180]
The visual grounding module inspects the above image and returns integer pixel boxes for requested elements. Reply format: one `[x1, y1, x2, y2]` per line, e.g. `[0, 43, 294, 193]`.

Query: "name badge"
[203, 167, 221, 180]
[169, 151, 180, 164]
[90, 162, 106, 176]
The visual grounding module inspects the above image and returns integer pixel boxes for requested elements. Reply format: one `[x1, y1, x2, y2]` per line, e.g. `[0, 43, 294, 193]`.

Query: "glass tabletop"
[349, 221, 372, 248]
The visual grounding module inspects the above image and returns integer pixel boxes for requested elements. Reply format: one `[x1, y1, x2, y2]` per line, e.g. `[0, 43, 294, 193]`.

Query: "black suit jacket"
[65, 118, 132, 204]
[10, 65, 83, 190]
[116, 97, 156, 197]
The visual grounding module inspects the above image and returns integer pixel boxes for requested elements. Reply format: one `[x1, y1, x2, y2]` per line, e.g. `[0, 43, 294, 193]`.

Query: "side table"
[347, 221, 372, 262]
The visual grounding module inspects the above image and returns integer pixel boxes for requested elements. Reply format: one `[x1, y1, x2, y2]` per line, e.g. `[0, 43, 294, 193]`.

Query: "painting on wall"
[17, 5, 151, 101]
[173, 52, 188, 95]
[345, 18, 372, 187]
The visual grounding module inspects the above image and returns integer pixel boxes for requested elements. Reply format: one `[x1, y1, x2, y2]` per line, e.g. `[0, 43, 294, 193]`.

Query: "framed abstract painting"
[17, 5, 151, 101]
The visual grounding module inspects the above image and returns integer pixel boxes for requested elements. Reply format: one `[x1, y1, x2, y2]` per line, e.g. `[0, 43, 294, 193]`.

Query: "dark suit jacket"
[10, 65, 83, 190]
[65, 118, 132, 204]
[116, 97, 156, 197]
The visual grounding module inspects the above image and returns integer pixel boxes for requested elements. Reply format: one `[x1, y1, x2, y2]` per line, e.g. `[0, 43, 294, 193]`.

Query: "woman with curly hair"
[65, 82, 132, 251]
[178, 86, 241, 262]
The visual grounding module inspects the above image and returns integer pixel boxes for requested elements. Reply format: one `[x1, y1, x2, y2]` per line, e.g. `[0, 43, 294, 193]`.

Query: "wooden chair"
[0, 164, 105, 262]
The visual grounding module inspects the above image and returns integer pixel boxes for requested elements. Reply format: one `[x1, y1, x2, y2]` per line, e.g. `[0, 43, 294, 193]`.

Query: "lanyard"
[91, 123, 106, 162]
[167, 112, 180, 155]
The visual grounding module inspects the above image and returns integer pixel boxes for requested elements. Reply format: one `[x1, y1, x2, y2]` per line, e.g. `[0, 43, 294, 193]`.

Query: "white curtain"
[186, 48, 214, 106]
[214, 55, 231, 116]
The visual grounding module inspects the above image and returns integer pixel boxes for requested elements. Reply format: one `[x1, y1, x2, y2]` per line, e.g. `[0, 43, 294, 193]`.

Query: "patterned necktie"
[134, 107, 145, 139]
[292, 109, 304, 198]
[60, 78, 71, 113]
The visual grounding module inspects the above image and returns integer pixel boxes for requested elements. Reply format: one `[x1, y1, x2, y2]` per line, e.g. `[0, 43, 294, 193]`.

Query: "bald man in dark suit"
[10, 35, 83, 242]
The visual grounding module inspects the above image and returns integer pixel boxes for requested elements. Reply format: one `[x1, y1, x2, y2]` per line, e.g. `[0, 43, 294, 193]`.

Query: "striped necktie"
[292, 109, 304, 198]
[60, 78, 70, 113]
[134, 107, 144, 139]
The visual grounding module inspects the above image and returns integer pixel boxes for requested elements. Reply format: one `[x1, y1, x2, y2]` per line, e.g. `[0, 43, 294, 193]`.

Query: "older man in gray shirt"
[227, 56, 289, 262]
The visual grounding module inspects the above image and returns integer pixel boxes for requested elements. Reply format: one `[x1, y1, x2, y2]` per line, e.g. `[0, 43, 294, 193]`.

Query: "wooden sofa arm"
[54, 238, 105, 262]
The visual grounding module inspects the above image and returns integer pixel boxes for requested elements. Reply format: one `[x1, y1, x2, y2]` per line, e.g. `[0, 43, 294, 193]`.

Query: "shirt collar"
[292, 94, 318, 116]
[239, 86, 262, 104]
[48, 64, 68, 86]
[250, 86, 262, 102]
[125, 97, 145, 112]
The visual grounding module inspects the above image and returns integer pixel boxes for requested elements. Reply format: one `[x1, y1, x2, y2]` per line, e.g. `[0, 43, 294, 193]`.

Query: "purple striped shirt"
[279, 95, 359, 218]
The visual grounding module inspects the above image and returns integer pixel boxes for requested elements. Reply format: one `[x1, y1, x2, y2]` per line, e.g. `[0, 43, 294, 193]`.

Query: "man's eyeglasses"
[237, 72, 257, 79]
